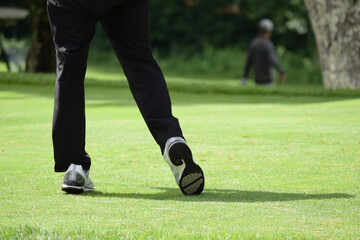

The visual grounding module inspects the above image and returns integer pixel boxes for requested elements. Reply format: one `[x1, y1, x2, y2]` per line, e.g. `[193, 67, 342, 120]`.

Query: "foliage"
[86, 0, 320, 84]
[154, 46, 322, 84]
[0, 0, 30, 39]
[86, 43, 322, 84]
[148, 0, 315, 56]
[2, 0, 316, 57]
[88, 0, 316, 57]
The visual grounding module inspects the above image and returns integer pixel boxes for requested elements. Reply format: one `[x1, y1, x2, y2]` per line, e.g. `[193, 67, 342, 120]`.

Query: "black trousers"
[47, 0, 183, 172]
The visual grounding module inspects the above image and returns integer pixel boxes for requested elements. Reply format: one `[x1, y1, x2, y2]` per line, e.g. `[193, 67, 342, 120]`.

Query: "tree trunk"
[25, 0, 56, 73]
[304, 0, 360, 89]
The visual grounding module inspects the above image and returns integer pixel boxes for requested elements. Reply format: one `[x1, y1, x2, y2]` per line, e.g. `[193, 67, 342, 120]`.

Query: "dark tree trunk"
[25, 0, 56, 73]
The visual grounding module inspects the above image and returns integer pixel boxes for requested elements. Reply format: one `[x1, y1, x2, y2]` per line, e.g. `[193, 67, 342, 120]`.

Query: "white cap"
[259, 19, 274, 32]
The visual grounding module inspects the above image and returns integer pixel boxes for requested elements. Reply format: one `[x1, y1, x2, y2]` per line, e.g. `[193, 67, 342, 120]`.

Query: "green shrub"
[87, 44, 322, 85]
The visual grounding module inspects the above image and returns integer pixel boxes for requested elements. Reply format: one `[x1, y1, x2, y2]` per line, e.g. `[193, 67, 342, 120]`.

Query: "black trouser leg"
[100, 0, 183, 152]
[47, 2, 97, 172]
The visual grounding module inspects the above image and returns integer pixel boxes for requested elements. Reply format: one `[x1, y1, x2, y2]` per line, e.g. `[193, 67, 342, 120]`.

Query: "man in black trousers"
[47, 0, 204, 195]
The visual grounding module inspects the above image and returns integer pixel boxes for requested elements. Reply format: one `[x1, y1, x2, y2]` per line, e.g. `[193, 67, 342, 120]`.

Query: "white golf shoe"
[62, 164, 94, 194]
[163, 137, 204, 195]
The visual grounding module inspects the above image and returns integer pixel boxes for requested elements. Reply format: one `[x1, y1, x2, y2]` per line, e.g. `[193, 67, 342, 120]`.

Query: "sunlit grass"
[0, 70, 359, 239]
[0, 62, 7, 72]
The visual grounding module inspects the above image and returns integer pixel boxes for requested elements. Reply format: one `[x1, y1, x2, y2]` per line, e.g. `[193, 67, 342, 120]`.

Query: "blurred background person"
[242, 19, 285, 86]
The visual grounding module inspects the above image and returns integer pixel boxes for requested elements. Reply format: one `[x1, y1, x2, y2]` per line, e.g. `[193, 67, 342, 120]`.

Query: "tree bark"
[25, 0, 56, 73]
[304, 0, 360, 89]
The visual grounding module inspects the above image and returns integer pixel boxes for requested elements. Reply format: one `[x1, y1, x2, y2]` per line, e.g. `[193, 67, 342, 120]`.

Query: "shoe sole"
[168, 142, 204, 195]
[62, 184, 84, 194]
[62, 184, 94, 194]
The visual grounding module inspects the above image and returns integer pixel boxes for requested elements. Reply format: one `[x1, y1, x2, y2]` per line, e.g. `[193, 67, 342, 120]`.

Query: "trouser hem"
[54, 163, 90, 172]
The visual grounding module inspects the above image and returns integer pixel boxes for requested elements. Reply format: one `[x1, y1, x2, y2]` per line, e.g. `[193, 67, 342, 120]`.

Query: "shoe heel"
[62, 184, 84, 194]
[168, 142, 192, 166]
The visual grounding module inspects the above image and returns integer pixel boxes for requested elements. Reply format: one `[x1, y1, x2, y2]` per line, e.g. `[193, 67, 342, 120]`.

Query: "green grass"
[1, 70, 359, 98]
[0, 70, 359, 239]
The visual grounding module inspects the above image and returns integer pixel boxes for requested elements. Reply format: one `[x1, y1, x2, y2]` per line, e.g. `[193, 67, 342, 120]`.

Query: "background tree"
[25, 0, 55, 73]
[304, 0, 360, 89]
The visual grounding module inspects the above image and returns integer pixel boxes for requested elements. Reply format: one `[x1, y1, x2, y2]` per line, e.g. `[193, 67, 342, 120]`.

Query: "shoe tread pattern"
[169, 142, 204, 195]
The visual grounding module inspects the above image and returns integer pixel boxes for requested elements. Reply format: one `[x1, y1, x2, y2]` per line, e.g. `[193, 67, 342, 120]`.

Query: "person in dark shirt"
[242, 19, 285, 86]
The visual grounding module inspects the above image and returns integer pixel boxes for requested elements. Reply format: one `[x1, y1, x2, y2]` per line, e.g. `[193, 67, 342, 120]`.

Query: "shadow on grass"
[82, 188, 354, 202]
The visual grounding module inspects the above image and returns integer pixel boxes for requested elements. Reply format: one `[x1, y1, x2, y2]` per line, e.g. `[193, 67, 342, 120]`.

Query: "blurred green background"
[0, 0, 321, 84]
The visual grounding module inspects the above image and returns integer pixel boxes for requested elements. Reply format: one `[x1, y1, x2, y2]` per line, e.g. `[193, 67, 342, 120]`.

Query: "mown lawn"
[0, 71, 359, 239]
